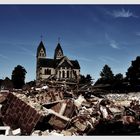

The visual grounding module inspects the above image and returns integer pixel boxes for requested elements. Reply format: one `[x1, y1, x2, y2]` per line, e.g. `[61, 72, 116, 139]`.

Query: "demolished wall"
[1, 93, 43, 135]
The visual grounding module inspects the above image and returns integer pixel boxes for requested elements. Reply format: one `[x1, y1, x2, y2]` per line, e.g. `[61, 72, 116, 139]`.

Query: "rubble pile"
[104, 93, 140, 107]
[1, 87, 140, 135]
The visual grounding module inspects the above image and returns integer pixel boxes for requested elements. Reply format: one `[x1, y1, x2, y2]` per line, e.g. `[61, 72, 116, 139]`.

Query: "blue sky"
[0, 5, 140, 82]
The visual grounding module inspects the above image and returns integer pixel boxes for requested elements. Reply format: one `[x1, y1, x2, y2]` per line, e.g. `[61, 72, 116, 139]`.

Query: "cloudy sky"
[0, 5, 140, 82]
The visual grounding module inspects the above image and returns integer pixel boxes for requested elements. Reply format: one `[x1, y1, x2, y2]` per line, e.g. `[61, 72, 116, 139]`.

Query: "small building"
[36, 41, 80, 82]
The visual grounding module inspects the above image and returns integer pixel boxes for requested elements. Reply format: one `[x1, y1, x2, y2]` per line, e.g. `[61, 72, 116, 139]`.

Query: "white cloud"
[0, 54, 8, 60]
[99, 56, 120, 64]
[110, 40, 119, 49]
[105, 33, 120, 49]
[110, 8, 138, 18]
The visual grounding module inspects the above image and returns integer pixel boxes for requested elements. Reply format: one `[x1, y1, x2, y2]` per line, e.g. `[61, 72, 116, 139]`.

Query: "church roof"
[54, 43, 64, 59]
[55, 43, 63, 52]
[36, 41, 46, 57]
[70, 60, 80, 69]
[38, 57, 80, 69]
[38, 58, 54, 68]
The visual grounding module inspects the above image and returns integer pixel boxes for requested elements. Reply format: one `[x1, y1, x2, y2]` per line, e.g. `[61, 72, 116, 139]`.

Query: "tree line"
[93, 56, 140, 92]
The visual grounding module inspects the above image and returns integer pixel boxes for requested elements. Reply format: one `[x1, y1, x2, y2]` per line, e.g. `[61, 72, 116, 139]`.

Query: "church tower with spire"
[36, 41, 46, 81]
[36, 41, 46, 59]
[54, 43, 64, 59]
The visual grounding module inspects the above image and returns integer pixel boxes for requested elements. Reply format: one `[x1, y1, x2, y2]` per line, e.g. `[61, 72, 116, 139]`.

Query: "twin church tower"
[36, 40, 80, 82]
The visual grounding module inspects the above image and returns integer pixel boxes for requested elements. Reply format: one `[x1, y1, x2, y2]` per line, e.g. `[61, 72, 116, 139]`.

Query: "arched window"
[49, 69, 51, 75]
[44, 69, 51, 75]
[44, 69, 47, 75]
[59, 71, 61, 78]
[70, 71, 72, 78]
[62, 71, 65, 78]
[39, 49, 45, 57]
[67, 71, 69, 78]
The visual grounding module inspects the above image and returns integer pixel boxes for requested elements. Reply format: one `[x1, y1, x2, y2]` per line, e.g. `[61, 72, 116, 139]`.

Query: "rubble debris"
[1, 86, 140, 135]
[1, 93, 44, 135]
[61, 130, 73, 136]
[31, 130, 43, 136]
[41, 85, 49, 90]
[72, 116, 89, 132]
[48, 99, 77, 130]
[74, 95, 86, 109]
[0, 92, 9, 103]
[32, 130, 64, 136]
[0, 126, 11, 136]
[12, 128, 21, 136]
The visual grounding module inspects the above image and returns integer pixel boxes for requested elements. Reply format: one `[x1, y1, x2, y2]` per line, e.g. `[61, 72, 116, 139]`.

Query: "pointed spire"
[36, 39, 46, 58]
[54, 39, 64, 59]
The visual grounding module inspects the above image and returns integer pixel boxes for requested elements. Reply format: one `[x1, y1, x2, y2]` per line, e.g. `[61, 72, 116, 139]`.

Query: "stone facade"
[36, 41, 80, 82]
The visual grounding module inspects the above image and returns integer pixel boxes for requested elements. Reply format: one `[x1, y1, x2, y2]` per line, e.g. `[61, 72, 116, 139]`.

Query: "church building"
[36, 41, 80, 82]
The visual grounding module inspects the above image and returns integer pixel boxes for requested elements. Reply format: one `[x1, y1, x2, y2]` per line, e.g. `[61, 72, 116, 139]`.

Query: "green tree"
[79, 74, 93, 84]
[85, 74, 92, 84]
[11, 65, 27, 89]
[95, 64, 114, 85]
[100, 64, 114, 80]
[79, 75, 86, 84]
[114, 73, 123, 81]
[126, 56, 140, 86]
[113, 73, 124, 90]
